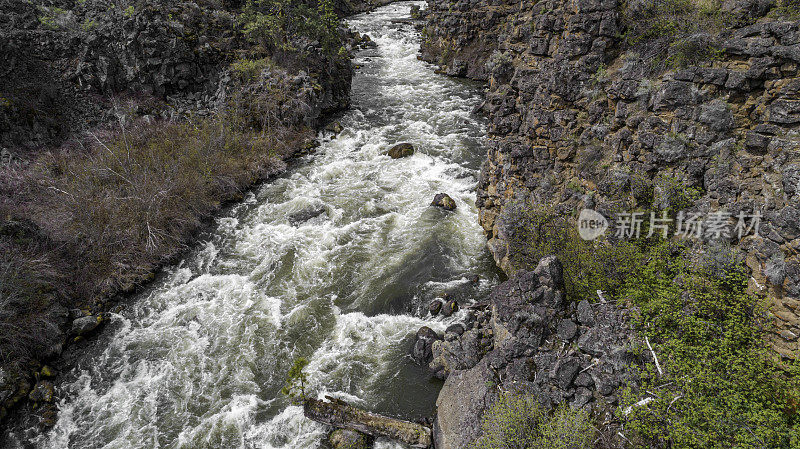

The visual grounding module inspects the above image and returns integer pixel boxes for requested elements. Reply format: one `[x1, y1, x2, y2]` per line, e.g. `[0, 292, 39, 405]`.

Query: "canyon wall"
[421, 0, 800, 358]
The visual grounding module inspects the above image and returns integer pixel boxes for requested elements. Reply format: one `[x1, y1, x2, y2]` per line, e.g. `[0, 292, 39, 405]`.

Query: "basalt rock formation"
[414, 256, 638, 448]
[421, 0, 800, 358]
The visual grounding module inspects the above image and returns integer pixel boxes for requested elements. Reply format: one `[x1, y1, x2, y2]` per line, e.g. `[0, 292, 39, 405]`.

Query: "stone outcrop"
[416, 256, 638, 448]
[421, 0, 800, 357]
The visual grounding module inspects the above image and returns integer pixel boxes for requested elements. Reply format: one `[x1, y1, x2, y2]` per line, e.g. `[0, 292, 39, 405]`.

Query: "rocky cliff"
[413, 256, 637, 448]
[421, 0, 800, 358]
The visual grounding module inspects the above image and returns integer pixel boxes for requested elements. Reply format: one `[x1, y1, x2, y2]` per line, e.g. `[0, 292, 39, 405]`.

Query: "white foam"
[31, 2, 495, 447]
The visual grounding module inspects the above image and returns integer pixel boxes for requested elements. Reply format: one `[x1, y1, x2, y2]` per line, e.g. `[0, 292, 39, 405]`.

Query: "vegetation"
[620, 242, 800, 448]
[239, 0, 342, 54]
[471, 392, 593, 449]
[621, 0, 730, 70]
[505, 205, 646, 300]
[281, 357, 310, 404]
[506, 178, 798, 446]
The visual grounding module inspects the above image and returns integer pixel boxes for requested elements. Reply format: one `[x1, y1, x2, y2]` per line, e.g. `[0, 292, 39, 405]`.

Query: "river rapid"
[5, 3, 498, 447]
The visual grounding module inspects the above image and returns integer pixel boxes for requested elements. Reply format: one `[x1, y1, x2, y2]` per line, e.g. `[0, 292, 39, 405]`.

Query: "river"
[5, 2, 497, 447]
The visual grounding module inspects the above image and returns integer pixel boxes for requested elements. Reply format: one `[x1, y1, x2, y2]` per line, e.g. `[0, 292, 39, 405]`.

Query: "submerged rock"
[387, 142, 415, 158]
[431, 193, 457, 211]
[288, 206, 327, 225]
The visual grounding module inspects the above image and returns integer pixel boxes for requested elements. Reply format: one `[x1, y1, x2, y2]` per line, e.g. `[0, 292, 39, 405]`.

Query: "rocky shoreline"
[411, 256, 638, 448]
[412, 0, 800, 446]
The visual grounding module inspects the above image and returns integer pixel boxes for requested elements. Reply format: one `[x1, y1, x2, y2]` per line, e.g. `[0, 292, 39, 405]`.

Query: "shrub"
[620, 243, 800, 448]
[505, 205, 646, 300]
[0, 230, 66, 368]
[239, 0, 342, 54]
[621, 0, 730, 70]
[472, 392, 593, 449]
[37, 107, 304, 297]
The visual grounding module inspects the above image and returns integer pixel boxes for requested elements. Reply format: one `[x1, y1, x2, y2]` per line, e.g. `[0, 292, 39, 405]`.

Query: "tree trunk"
[303, 397, 433, 448]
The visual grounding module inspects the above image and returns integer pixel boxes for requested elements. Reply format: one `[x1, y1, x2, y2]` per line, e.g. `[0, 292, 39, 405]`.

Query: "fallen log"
[303, 397, 433, 448]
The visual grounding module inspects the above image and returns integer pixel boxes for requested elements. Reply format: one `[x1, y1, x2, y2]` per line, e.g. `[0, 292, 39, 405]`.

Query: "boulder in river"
[412, 326, 442, 365]
[329, 428, 373, 449]
[440, 298, 459, 317]
[387, 142, 415, 158]
[428, 299, 443, 316]
[325, 121, 343, 134]
[431, 193, 456, 211]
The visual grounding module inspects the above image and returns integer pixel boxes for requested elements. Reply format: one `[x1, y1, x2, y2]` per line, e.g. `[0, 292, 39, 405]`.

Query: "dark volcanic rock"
[428, 299, 443, 316]
[431, 193, 457, 211]
[440, 298, 459, 316]
[430, 256, 636, 448]
[411, 326, 442, 365]
[387, 142, 415, 158]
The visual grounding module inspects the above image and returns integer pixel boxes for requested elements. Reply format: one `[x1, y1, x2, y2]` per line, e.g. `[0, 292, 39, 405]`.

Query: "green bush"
[472, 392, 593, 449]
[621, 0, 730, 69]
[620, 242, 800, 448]
[239, 0, 342, 54]
[506, 205, 646, 300]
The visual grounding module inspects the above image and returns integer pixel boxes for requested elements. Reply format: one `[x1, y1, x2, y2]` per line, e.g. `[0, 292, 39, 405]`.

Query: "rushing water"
[6, 3, 498, 447]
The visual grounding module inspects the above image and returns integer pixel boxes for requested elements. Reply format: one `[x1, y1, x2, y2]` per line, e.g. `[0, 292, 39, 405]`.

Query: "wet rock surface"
[431, 193, 457, 211]
[387, 142, 415, 158]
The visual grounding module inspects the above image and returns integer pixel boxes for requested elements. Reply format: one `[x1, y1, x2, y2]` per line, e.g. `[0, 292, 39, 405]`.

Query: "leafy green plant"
[230, 58, 271, 81]
[281, 356, 309, 404]
[472, 392, 593, 449]
[239, 0, 342, 54]
[620, 243, 800, 448]
[505, 204, 646, 300]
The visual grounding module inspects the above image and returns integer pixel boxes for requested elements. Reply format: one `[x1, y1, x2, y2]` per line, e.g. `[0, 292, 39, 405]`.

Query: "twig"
[645, 336, 663, 377]
[667, 395, 682, 413]
[579, 360, 600, 374]
[622, 397, 655, 416]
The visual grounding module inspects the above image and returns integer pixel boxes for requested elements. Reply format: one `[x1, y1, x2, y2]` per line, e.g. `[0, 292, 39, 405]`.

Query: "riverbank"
[2, 3, 502, 446]
[417, 0, 800, 446]
[0, 0, 365, 428]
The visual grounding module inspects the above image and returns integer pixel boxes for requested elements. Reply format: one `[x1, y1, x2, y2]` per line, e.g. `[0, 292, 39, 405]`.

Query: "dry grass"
[0, 65, 314, 368]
